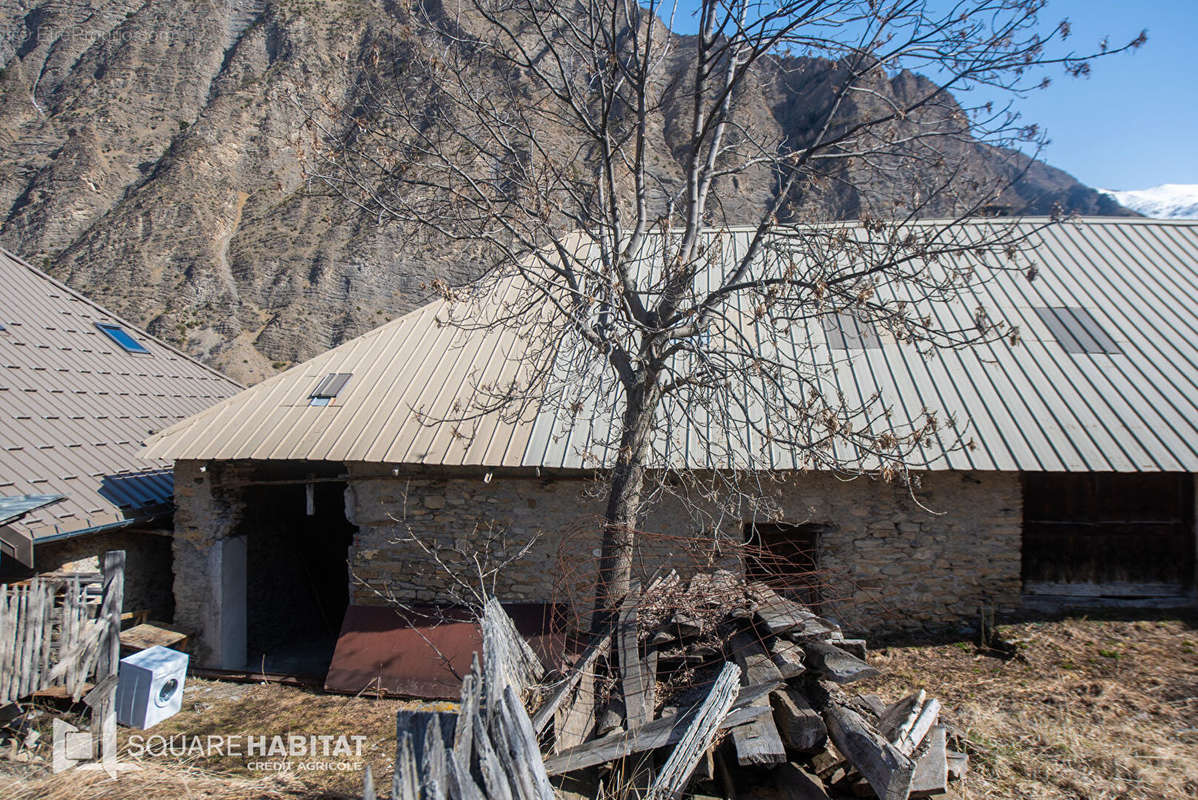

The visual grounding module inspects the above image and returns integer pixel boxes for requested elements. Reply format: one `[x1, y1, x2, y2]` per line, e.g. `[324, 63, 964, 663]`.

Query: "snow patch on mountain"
[1099, 184, 1198, 219]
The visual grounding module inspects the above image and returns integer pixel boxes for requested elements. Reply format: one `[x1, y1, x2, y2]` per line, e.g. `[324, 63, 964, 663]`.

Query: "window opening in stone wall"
[744, 521, 826, 608]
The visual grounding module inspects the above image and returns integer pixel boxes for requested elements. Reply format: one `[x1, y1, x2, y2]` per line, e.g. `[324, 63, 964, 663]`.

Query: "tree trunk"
[592, 376, 660, 631]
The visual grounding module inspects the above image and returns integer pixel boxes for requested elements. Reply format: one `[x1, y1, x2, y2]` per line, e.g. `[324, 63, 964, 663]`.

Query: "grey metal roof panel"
[143, 219, 1198, 473]
[0, 249, 242, 540]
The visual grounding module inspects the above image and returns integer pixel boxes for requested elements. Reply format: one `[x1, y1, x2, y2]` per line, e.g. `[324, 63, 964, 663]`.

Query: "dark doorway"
[744, 522, 824, 607]
[1022, 472, 1195, 598]
[241, 481, 355, 675]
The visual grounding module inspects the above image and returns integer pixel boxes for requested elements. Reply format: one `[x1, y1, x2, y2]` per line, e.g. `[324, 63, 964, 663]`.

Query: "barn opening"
[238, 480, 356, 675]
[744, 521, 825, 608]
[1021, 472, 1195, 603]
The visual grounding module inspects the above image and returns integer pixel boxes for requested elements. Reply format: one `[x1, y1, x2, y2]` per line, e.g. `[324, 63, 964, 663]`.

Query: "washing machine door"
[154, 675, 182, 708]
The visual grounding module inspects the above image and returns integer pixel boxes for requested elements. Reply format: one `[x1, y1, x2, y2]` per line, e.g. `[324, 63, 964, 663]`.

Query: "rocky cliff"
[0, 1, 1128, 383]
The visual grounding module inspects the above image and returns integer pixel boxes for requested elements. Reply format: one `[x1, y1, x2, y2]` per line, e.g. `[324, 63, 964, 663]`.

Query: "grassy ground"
[1, 614, 1195, 799]
[862, 614, 1198, 800]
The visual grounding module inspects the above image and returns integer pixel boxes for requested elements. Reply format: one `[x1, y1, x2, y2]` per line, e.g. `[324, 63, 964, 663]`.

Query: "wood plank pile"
[536, 570, 966, 800]
[372, 571, 968, 800]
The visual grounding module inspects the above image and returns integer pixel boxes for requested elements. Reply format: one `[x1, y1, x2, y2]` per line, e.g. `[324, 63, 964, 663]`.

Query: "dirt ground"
[1, 614, 1195, 799]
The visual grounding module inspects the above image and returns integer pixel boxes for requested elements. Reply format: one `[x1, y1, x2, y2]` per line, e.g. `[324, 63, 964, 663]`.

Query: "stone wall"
[345, 467, 1023, 636]
[33, 528, 174, 618]
[172, 460, 253, 665]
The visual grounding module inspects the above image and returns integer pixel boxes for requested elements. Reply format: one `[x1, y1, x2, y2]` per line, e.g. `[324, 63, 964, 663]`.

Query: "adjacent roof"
[0, 495, 64, 527]
[0, 248, 242, 551]
[143, 218, 1198, 473]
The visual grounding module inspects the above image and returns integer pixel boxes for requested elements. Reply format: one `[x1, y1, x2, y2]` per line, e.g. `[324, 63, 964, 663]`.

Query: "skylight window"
[822, 312, 881, 350]
[95, 322, 150, 354]
[1034, 307, 1120, 354]
[309, 373, 352, 406]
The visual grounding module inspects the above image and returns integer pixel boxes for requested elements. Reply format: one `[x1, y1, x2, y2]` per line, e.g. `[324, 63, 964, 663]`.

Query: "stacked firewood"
[538, 570, 968, 800]
[371, 573, 968, 800]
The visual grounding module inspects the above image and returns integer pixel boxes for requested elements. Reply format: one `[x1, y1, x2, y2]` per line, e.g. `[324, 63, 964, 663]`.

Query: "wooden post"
[94, 550, 124, 770]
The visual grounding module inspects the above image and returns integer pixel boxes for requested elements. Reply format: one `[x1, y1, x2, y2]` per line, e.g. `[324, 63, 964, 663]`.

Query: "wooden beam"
[730, 694, 787, 767]
[769, 638, 807, 679]
[772, 688, 828, 753]
[774, 762, 833, 800]
[802, 640, 878, 684]
[620, 582, 653, 728]
[544, 684, 772, 775]
[910, 726, 948, 798]
[645, 662, 741, 800]
[530, 629, 612, 735]
[730, 632, 784, 686]
[823, 702, 914, 800]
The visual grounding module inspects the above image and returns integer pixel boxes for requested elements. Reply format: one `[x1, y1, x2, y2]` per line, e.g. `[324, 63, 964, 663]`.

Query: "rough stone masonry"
[171, 460, 1022, 664]
[343, 466, 1023, 636]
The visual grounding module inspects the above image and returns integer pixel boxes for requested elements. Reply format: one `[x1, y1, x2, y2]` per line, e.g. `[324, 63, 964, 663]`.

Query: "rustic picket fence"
[362, 597, 740, 800]
[0, 550, 125, 765]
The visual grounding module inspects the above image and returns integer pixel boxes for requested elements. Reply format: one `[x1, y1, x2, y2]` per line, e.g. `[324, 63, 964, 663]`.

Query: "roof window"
[310, 373, 352, 406]
[95, 322, 150, 354]
[823, 312, 881, 350]
[1034, 307, 1119, 354]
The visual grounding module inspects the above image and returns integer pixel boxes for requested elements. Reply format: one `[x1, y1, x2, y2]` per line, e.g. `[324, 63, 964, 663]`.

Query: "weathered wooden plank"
[769, 638, 807, 679]
[772, 688, 828, 753]
[731, 693, 787, 767]
[619, 582, 653, 729]
[500, 684, 555, 800]
[95, 550, 125, 769]
[823, 702, 914, 800]
[544, 690, 771, 775]
[896, 697, 940, 756]
[946, 749, 968, 782]
[774, 762, 833, 800]
[361, 763, 376, 800]
[645, 662, 741, 800]
[909, 725, 948, 798]
[802, 640, 879, 684]
[555, 661, 597, 750]
[730, 632, 784, 686]
[0, 586, 13, 701]
[748, 583, 838, 639]
[531, 629, 612, 735]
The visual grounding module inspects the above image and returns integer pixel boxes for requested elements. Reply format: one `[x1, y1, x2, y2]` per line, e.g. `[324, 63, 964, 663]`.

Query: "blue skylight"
[95, 322, 151, 354]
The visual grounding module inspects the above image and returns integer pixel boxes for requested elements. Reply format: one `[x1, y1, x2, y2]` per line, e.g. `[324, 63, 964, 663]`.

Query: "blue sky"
[667, 1, 1195, 190]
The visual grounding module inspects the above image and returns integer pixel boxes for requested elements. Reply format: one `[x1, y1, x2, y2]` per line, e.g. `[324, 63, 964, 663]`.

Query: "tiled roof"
[143, 218, 1198, 473]
[0, 249, 242, 543]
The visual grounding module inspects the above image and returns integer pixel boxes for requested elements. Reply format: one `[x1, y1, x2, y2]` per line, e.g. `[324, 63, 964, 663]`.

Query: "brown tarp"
[324, 603, 567, 699]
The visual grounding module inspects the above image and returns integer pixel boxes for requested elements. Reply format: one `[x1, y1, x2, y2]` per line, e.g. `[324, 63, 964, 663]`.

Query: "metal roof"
[0, 495, 64, 527]
[143, 218, 1198, 473]
[0, 248, 242, 544]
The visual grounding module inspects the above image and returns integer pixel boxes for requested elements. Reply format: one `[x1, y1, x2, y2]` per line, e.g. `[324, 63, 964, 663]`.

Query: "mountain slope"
[0, 0, 1129, 384]
[1100, 185, 1198, 219]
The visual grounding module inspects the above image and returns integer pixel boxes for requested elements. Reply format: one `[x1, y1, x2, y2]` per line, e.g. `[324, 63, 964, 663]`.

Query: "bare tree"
[299, 0, 1142, 625]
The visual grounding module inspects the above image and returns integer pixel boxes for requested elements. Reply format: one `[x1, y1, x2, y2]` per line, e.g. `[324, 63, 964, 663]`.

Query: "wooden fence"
[0, 550, 124, 765]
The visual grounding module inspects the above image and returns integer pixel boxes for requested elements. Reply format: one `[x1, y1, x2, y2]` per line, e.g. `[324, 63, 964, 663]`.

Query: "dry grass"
[2, 615, 1195, 799]
[863, 614, 1198, 800]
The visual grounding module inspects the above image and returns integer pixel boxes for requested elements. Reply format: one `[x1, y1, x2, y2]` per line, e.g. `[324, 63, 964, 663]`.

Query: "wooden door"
[1022, 473, 1195, 597]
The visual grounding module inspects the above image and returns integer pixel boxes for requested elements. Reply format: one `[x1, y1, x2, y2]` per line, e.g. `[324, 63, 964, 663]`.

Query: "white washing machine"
[116, 645, 189, 729]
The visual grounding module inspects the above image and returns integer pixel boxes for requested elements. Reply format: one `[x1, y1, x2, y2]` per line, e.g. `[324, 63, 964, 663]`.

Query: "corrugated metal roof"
[142, 218, 1198, 473]
[0, 249, 242, 541]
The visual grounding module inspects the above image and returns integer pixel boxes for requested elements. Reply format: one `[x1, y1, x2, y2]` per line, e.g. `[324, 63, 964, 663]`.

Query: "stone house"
[0, 249, 242, 617]
[143, 219, 1198, 669]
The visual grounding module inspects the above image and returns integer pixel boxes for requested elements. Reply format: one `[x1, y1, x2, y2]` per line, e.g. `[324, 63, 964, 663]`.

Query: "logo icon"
[52, 719, 93, 773]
